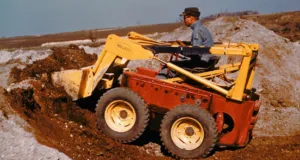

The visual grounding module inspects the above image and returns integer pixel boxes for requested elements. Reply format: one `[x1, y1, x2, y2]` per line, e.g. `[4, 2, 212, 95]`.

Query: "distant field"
[0, 11, 299, 49]
[0, 23, 183, 49]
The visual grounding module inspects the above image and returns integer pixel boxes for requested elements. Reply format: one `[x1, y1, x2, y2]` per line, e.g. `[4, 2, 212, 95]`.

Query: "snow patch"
[79, 45, 104, 56]
[41, 38, 106, 47]
[0, 49, 51, 64]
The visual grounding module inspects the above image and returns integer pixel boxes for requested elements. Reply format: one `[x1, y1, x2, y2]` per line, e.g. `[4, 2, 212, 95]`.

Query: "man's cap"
[180, 7, 200, 17]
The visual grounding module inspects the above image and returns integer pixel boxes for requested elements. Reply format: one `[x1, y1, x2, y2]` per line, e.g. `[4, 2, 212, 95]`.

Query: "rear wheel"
[160, 104, 218, 159]
[95, 87, 149, 143]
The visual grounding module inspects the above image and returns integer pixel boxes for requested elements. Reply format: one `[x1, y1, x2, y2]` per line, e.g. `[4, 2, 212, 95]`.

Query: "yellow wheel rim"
[105, 100, 136, 132]
[171, 117, 205, 150]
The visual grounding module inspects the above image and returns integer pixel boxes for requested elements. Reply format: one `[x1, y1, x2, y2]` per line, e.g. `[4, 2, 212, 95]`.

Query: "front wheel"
[95, 87, 149, 143]
[160, 104, 218, 159]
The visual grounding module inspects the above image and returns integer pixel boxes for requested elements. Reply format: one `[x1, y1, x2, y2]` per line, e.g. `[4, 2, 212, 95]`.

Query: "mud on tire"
[160, 104, 218, 159]
[95, 87, 149, 143]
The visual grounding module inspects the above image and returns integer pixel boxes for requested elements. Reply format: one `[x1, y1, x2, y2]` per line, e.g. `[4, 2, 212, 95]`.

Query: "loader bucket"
[51, 67, 94, 100]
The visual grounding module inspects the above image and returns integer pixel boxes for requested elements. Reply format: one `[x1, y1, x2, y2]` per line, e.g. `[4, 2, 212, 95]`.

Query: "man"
[179, 7, 219, 65]
[157, 7, 219, 78]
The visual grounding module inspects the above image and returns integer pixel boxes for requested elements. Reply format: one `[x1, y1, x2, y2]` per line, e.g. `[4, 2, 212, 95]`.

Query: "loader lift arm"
[52, 32, 259, 102]
[52, 34, 154, 100]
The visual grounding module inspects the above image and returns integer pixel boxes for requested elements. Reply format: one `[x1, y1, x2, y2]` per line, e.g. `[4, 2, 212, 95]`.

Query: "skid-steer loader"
[51, 32, 260, 159]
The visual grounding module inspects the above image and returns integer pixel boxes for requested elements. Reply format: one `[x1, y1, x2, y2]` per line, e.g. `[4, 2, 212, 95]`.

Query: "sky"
[0, 0, 299, 37]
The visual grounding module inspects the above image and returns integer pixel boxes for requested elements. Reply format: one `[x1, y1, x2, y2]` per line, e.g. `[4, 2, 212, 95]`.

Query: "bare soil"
[207, 136, 300, 160]
[6, 88, 163, 160]
[6, 85, 300, 160]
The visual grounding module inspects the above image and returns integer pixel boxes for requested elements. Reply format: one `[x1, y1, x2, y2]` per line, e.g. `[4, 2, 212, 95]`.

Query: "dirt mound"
[10, 44, 97, 82]
[205, 17, 300, 108]
[208, 17, 300, 136]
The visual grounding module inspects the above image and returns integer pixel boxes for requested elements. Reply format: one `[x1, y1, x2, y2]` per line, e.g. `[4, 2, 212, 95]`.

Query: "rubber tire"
[95, 87, 149, 143]
[160, 104, 218, 159]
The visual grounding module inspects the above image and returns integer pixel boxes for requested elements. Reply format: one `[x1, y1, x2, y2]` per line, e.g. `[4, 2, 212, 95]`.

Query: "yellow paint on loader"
[51, 32, 259, 102]
[52, 34, 154, 100]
